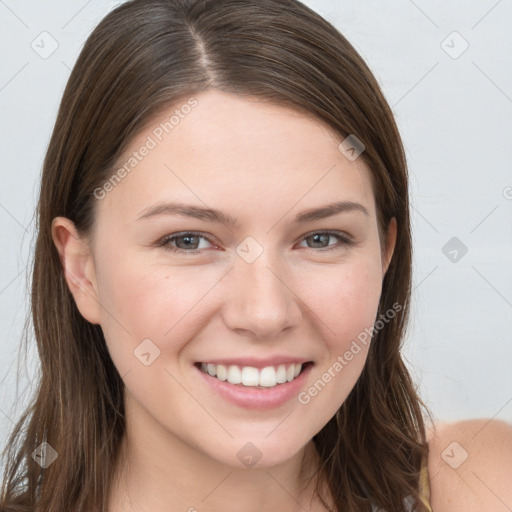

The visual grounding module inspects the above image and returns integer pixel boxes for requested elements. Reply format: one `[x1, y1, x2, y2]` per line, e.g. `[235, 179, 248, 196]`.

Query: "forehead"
[98, 89, 376, 226]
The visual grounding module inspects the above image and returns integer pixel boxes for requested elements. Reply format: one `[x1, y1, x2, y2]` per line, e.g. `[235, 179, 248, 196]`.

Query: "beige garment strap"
[419, 458, 433, 511]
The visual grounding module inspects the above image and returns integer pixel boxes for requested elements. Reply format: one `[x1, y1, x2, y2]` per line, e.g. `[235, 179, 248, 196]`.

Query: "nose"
[222, 250, 302, 339]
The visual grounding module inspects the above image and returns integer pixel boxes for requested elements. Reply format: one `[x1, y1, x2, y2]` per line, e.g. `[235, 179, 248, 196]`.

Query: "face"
[55, 88, 396, 469]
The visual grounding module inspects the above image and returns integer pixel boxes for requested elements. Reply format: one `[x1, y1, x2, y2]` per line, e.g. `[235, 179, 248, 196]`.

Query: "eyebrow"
[135, 200, 369, 226]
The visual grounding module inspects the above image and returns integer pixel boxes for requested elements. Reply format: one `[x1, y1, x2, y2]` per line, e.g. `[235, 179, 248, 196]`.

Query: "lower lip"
[195, 363, 313, 410]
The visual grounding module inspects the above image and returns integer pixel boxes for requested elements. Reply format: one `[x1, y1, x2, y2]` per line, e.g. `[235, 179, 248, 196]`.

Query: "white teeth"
[227, 365, 242, 384]
[276, 364, 287, 383]
[216, 364, 228, 381]
[259, 366, 277, 387]
[241, 367, 259, 386]
[199, 362, 304, 387]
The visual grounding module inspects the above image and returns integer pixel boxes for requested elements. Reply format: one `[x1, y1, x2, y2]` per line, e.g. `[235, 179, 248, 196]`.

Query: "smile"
[197, 362, 311, 388]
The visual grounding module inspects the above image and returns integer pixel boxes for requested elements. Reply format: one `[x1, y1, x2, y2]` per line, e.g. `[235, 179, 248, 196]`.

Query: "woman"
[1, 1, 511, 511]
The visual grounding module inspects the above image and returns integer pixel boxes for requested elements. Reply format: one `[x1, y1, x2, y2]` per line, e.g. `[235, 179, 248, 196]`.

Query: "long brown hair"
[0, 0, 433, 510]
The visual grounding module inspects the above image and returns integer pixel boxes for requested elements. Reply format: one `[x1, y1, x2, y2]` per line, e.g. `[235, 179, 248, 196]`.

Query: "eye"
[297, 231, 354, 252]
[159, 232, 215, 253]
[158, 230, 353, 254]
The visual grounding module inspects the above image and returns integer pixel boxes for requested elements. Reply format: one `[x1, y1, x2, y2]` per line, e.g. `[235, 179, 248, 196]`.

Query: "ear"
[381, 217, 397, 276]
[51, 217, 101, 325]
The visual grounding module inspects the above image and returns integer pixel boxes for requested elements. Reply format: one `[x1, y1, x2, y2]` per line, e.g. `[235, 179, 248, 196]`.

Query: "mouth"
[194, 361, 314, 389]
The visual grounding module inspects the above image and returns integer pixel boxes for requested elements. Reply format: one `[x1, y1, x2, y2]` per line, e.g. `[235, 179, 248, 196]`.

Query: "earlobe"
[382, 217, 397, 276]
[51, 217, 101, 325]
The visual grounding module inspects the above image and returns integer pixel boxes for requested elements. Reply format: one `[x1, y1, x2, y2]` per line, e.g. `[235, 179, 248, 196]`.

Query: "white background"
[1, 0, 511, 464]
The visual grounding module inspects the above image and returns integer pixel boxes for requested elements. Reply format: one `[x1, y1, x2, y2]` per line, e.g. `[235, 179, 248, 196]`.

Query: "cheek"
[94, 252, 220, 369]
[297, 255, 383, 345]
[94, 230, 384, 377]
[293, 259, 383, 420]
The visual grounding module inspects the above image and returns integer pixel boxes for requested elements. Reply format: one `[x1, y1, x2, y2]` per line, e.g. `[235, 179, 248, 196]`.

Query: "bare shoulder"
[426, 418, 512, 511]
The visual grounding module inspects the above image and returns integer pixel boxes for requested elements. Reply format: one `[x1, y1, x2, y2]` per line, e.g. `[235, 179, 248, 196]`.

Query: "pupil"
[180, 235, 197, 249]
[312, 234, 327, 247]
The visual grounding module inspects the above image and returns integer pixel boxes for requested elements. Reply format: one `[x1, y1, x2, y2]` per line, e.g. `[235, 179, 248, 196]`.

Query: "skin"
[427, 419, 512, 511]
[51, 89, 512, 511]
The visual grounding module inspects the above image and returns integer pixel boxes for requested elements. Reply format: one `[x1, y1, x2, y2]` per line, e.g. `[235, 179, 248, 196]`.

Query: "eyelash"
[158, 230, 354, 255]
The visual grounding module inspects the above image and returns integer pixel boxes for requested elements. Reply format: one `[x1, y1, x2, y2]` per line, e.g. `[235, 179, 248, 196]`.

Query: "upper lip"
[196, 357, 312, 369]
